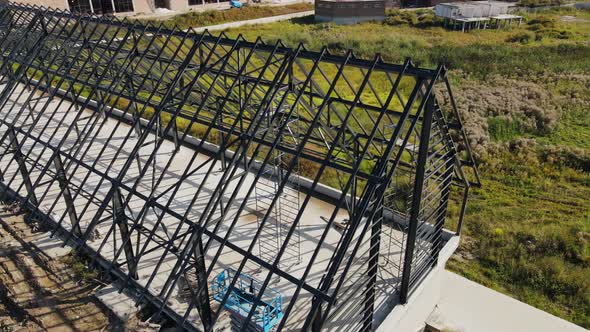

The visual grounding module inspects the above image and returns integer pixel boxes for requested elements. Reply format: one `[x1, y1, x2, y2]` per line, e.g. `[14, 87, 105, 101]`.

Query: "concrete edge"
[375, 235, 460, 332]
[191, 10, 314, 33]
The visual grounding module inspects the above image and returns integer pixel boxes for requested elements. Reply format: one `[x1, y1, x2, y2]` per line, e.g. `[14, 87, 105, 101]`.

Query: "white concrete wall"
[133, 0, 155, 14]
[166, 0, 189, 11]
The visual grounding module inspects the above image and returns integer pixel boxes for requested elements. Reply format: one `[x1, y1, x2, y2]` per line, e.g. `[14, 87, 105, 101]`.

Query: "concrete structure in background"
[9, 0, 240, 15]
[315, 0, 385, 24]
[400, 0, 447, 7]
[435, 1, 522, 31]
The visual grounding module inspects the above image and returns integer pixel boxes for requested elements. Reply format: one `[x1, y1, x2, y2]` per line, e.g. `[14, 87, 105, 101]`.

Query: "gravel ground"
[0, 203, 125, 332]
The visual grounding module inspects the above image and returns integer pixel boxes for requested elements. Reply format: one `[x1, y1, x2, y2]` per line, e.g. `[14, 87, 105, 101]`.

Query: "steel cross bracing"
[0, 4, 480, 332]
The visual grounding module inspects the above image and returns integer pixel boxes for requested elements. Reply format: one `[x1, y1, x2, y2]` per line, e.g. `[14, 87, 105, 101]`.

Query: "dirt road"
[0, 203, 125, 332]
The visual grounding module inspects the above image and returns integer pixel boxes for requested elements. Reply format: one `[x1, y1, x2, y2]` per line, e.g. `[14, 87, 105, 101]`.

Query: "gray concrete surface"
[190, 10, 314, 32]
[426, 271, 588, 332]
[96, 283, 139, 322]
[29, 230, 71, 259]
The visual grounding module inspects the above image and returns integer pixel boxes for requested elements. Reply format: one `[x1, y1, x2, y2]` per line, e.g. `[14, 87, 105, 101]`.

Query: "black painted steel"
[0, 4, 479, 331]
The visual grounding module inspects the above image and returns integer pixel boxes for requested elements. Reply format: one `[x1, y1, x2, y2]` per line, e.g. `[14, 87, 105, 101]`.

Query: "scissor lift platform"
[212, 269, 283, 332]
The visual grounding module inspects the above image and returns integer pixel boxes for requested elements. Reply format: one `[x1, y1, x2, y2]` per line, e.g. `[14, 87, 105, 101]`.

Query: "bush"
[383, 9, 441, 27]
[526, 15, 572, 41]
[488, 117, 526, 141]
[416, 11, 441, 27]
[534, 28, 573, 40]
[506, 31, 535, 44]
[518, 0, 564, 7]
[527, 16, 557, 29]
[383, 10, 417, 26]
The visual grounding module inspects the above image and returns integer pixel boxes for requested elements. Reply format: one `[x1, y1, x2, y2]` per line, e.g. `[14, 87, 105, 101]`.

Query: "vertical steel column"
[53, 153, 83, 237]
[218, 102, 226, 170]
[112, 188, 139, 280]
[363, 198, 384, 330]
[191, 236, 212, 330]
[399, 94, 435, 303]
[311, 305, 323, 332]
[8, 128, 38, 205]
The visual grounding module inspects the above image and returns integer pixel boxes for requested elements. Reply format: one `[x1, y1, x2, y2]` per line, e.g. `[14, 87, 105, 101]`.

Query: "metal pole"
[53, 153, 83, 237]
[399, 94, 435, 303]
[192, 237, 212, 330]
[363, 198, 383, 330]
[8, 128, 38, 206]
[112, 188, 139, 279]
[456, 185, 470, 235]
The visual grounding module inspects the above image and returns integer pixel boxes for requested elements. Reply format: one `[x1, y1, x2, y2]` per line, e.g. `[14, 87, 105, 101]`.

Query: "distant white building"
[435, 1, 521, 31]
[435, 1, 514, 20]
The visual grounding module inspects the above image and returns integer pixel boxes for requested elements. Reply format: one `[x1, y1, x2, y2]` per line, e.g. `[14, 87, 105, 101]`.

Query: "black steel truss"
[0, 4, 480, 331]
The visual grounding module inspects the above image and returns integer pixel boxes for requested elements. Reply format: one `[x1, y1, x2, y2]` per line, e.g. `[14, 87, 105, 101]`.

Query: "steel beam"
[399, 94, 435, 303]
[53, 153, 83, 237]
[112, 188, 139, 280]
[8, 128, 38, 205]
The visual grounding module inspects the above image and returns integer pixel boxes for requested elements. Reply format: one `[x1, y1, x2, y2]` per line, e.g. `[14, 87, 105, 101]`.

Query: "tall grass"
[226, 8, 590, 79]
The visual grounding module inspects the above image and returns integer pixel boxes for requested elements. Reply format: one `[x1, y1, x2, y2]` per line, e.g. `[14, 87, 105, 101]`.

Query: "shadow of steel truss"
[0, 4, 480, 332]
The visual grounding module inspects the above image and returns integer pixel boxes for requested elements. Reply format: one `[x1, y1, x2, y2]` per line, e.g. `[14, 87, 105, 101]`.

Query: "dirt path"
[0, 204, 125, 332]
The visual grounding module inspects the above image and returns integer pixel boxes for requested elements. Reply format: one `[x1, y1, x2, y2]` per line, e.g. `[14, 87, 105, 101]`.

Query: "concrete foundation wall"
[315, 14, 384, 24]
[385, 0, 401, 8]
[315, 0, 385, 24]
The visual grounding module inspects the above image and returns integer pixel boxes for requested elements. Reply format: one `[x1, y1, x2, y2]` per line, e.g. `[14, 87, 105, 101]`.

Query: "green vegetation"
[61, 252, 100, 283]
[224, 7, 590, 79]
[140, 3, 312, 29]
[217, 6, 590, 327]
[518, 0, 564, 8]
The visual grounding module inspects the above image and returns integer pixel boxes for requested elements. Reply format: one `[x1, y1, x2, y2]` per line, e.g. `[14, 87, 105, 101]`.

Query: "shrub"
[534, 28, 573, 40]
[383, 9, 441, 27]
[488, 117, 526, 141]
[527, 16, 556, 29]
[518, 0, 564, 7]
[383, 10, 417, 26]
[415, 11, 440, 27]
[506, 31, 535, 44]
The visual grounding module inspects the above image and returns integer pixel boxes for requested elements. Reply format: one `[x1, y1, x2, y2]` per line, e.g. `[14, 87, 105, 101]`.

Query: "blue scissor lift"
[212, 269, 283, 332]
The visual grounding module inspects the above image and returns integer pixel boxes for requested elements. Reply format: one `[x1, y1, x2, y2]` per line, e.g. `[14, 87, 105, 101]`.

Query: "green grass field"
[212, 6, 590, 327]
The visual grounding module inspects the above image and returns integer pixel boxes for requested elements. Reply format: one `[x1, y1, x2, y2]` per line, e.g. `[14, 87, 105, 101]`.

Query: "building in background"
[9, 0, 236, 15]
